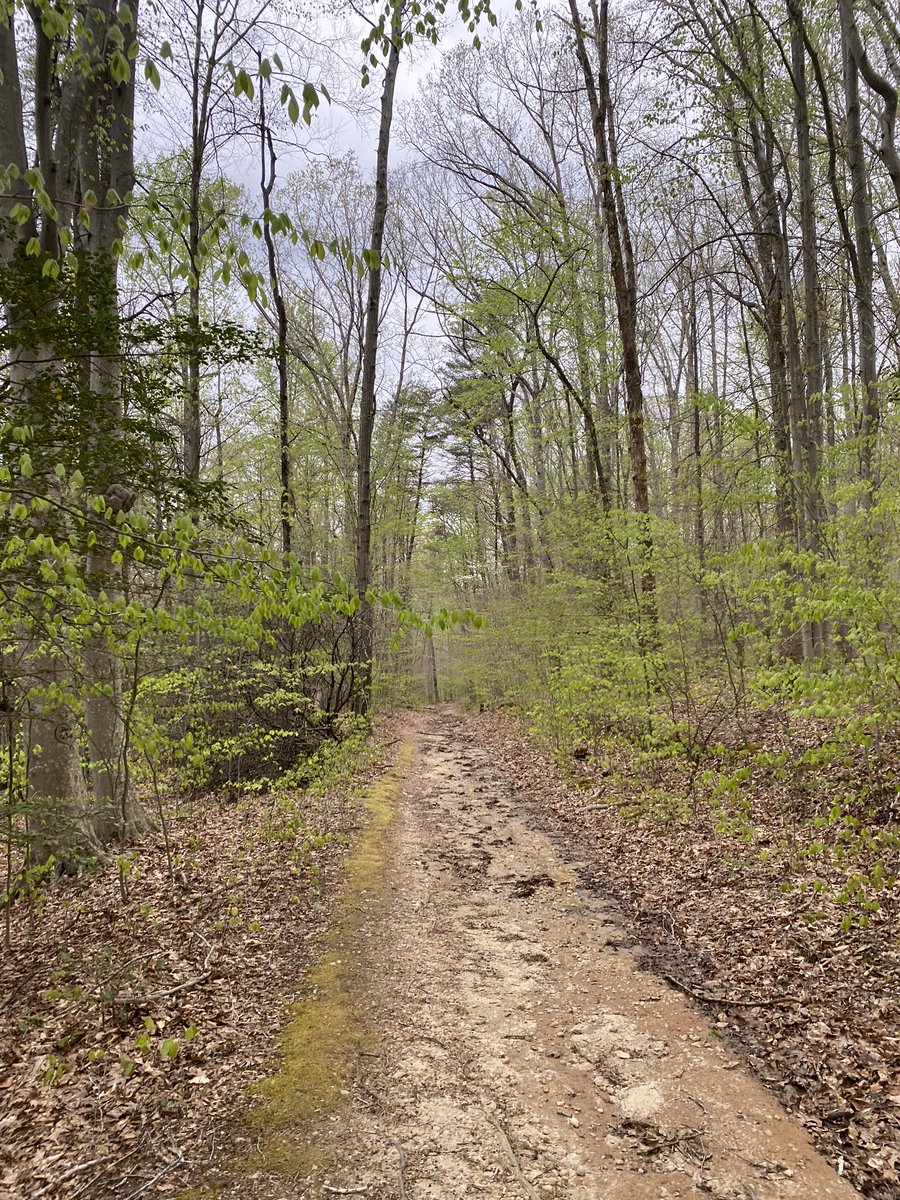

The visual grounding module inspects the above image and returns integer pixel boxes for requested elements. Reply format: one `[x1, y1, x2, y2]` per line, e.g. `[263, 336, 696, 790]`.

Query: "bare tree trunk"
[423, 632, 439, 704]
[259, 78, 294, 557]
[522, 366, 555, 570]
[82, 355, 146, 845]
[77, 0, 149, 845]
[183, 0, 212, 482]
[706, 278, 726, 550]
[728, 115, 795, 545]
[355, 30, 401, 711]
[840, 0, 880, 510]
[842, 0, 900, 210]
[686, 291, 704, 567]
[789, 0, 826, 654]
[569, 0, 655, 606]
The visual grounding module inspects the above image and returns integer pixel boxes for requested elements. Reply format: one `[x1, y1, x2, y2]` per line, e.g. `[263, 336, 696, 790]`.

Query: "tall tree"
[2, 0, 145, 860]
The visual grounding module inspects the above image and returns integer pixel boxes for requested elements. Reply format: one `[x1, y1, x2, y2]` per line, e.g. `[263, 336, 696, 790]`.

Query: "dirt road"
[254, 708, 863, 1199]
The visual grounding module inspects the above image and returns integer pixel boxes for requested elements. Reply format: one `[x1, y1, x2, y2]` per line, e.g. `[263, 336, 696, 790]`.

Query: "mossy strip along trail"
[184, 711, 859, 1200]
[249, 744, 413, 1174]
[178, 742, 412, 1199]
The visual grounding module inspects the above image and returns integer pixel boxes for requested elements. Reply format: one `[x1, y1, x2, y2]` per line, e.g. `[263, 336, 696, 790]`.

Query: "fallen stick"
[481, 1110, 540, 1200]
[122, 1158, 183, 1200]
[662, 972, 796, 1008]
[112, 972, 212, 1006]
[31, 1156, 113, 1197]
[391, 1141, 407, 1200]
[322, 1186, 368, 1196]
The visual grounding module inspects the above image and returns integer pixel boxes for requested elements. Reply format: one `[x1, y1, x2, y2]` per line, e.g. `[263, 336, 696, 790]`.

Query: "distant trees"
[0, 0, 489, 876]
[4, 0, 900, 871]
[410, 0, 897, 603]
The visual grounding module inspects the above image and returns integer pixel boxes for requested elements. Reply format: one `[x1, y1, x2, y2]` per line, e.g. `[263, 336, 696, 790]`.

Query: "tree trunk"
[354, 30, 402, 711]
[423, 631, 439, 704]
[686, 292, 704, 567]
[259, 82, 294, 557]
[569, 0, 654, 606]
[840, 0, 880, 510]
[789, 0, 826, 655]
[77, 0, 149, 846]
[183, 0, 213, 482]
[842, 0, 900, 211]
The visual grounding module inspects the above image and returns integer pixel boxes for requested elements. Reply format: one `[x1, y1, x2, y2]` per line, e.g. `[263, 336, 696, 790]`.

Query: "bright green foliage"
[0, 413, 441, 872]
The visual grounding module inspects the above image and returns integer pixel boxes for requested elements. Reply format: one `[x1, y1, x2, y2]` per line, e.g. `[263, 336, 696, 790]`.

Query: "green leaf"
[144, 58, 161, 90]
[110, 49, 132, 84]
[234, 68, 254, 99]
[302, 82, 320, 122]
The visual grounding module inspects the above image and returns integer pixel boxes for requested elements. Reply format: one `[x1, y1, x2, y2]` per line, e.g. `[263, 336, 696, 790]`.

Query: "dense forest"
[2, 0, 900, 1193]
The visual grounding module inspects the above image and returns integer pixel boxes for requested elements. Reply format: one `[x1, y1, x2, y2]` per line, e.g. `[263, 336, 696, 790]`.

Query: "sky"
[284, 0, 525, 170]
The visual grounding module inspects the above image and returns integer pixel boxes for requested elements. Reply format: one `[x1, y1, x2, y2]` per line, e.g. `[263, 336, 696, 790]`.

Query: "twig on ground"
[31, 1156, 114, 1197]
[113, 971, 212, 1006]
[392, 1141, 407, 1200]
[662, 973, 796, 1008]
[481, 1110, 540, 1200]
[122, 1156, 183, 1199]
[189, 929, 217, 970]
[322, 1186, 369, 1195]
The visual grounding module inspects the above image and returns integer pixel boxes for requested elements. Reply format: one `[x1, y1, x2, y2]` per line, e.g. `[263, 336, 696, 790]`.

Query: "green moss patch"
[244, 743, 412, 1177]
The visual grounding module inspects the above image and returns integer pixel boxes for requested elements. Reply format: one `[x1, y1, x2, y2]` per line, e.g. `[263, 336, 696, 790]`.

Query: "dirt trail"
[284, 708, 862, 1199]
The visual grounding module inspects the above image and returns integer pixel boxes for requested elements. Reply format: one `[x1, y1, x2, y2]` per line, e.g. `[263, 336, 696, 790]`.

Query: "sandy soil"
[274, 707, 858, 1200]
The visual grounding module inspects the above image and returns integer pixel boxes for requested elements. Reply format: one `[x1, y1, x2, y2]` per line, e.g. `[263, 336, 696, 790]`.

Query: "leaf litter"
[5, 706, 899, 1200]
[0, 742, 393, 1200]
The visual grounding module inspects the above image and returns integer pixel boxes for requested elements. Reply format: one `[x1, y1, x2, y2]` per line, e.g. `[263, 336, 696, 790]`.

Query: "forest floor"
[2, 706, 892, 1199]
[186, 706, 860, 1200]
[0, 741, 390, 1200]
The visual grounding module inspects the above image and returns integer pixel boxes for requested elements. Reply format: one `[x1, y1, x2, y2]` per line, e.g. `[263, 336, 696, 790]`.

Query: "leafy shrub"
[142, 654, 361, 797]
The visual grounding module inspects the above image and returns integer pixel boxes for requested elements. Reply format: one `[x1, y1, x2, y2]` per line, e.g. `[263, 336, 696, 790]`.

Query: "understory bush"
[142, 656, 365, 797]
[440, 506, 900, 917]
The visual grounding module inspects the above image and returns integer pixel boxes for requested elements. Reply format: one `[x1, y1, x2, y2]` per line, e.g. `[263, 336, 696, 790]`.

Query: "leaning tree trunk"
[842, 0, 900, 212]
[259, 76, 294, 557]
